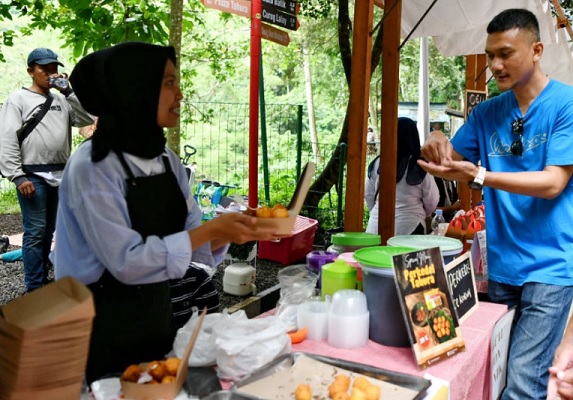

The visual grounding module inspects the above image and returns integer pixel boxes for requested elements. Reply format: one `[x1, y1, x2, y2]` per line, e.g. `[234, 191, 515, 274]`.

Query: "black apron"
[86, 152, 187, 384]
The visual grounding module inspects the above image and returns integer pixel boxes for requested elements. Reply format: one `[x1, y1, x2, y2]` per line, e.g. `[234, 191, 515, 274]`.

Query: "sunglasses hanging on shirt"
[511, 118, 524, 156]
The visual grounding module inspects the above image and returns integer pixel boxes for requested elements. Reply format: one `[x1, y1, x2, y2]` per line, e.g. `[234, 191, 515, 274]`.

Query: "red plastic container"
[258, 216, 319, 265]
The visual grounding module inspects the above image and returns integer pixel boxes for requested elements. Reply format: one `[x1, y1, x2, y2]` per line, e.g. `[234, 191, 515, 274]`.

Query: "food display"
[235, 353, 428, 400]
[410, 302, 428, 327]
[428, 308, 456, 343]
[121, 357, 181, 385]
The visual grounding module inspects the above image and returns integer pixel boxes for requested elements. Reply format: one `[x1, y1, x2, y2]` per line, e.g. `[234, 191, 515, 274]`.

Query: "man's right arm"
[0, 99, 27, 185]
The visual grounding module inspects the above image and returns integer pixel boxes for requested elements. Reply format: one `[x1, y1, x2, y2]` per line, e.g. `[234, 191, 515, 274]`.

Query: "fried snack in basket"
[122, 364, 144, 383]
[121, 357, 181, 385]
[148, 360, 167, 381]
[244, 203, 289, 218]
[164, 357, 180, 376]
[271, 204, 289, 218]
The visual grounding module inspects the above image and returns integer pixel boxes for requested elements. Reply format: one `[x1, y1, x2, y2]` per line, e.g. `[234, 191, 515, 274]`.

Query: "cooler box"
[258, 216, 318, 265]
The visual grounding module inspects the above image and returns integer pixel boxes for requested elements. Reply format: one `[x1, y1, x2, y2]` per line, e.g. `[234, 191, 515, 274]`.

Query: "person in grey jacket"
[0, 48, 93, 292]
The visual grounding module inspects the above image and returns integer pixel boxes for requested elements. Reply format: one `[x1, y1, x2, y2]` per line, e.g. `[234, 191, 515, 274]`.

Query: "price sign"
[444, 252, 479, 324]
[465, 90, 487, 119]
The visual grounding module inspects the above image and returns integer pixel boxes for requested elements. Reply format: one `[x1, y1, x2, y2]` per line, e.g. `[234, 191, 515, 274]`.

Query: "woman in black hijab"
[52, 42, 280, 384]
[365, 117, 439, 234]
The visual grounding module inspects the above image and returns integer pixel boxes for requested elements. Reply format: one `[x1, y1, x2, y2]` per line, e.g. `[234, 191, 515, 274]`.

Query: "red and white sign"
[201, 0, 251, 18]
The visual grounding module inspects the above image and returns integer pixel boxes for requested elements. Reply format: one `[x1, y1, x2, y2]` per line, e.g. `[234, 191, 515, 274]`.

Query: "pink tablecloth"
[262, 301, 507, 400]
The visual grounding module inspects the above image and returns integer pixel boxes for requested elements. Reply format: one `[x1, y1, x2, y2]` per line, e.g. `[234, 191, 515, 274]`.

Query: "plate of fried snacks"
[231, 352, 430, 400]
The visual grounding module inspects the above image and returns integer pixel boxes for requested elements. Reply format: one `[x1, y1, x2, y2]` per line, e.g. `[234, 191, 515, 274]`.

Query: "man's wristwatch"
[468, 166, 486, 190]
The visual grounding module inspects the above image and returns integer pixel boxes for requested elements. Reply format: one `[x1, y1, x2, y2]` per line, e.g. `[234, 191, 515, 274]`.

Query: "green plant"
[0, 188, 20, 214]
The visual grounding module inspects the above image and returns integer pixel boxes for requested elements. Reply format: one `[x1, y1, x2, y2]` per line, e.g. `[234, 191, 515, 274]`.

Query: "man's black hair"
[487, 8, 540, 41]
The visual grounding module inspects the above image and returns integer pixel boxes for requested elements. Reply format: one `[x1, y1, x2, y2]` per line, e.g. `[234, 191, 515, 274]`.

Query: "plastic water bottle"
[431, 209, 446, 235]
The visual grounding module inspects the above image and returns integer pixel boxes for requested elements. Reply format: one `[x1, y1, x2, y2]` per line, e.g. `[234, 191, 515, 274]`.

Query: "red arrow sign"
[201, 0, 251, 18]
[261, 23, 290, 46]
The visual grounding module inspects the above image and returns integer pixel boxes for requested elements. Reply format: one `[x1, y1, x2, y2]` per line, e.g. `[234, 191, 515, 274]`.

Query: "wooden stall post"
[377, 0, 402, 243]
[463, 54, 487, 210]
[344, 0, 375, 232]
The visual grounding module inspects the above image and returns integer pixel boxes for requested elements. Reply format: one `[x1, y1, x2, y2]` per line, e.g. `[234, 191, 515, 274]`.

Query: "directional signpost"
[201, 0, 298, 206]
[260, 0, 299, 31]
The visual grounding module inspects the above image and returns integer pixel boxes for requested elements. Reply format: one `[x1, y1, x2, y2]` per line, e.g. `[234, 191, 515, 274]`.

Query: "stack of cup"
[327, 290, 369, 349]
[297, 299, 330, 341]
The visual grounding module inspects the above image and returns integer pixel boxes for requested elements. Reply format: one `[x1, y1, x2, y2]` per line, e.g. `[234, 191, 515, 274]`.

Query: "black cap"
[27, 48, 64, 67]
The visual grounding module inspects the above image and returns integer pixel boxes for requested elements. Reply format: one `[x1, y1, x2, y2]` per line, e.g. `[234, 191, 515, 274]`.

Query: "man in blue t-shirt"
[419, 9, 573, 400]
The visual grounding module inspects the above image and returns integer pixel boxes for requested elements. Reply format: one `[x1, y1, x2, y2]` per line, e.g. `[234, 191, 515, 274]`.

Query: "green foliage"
[0, 185, 19, 214]
[396, 38, 466, 110]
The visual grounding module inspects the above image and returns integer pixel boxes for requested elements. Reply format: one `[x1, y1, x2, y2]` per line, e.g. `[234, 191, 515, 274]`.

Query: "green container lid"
[321, 259, 356, 277]
[331, 232, 381, 246]
[387, 235, 463, 255]
[353, 246, 417, 270]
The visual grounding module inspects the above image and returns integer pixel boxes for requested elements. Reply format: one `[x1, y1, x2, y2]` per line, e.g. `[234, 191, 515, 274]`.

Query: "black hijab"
[69, 42, 177, 161]
[396, 117, 427, 185]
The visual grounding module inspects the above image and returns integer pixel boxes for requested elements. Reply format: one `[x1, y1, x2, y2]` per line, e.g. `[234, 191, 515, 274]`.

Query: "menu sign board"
[444, 252, 478, 324]
[465, 90, 487, 118]
[392, 247, 466, 369]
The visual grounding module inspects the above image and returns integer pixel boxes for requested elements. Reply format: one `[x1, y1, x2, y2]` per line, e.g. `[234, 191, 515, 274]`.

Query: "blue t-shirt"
[452, 79, 573, 286]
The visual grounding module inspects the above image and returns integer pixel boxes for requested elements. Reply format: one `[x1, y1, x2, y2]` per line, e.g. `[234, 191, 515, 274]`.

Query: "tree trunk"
[303, 41, 320, 164]
[167, 0, 184, 156]
[305, 1, 384, 210]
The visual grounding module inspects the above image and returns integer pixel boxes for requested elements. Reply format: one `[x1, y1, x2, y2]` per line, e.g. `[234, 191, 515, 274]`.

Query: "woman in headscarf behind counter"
[365, 117, 439, 235]
[51, 42, 280, 384]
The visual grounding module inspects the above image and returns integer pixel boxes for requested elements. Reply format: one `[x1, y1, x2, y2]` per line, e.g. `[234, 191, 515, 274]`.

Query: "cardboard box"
[0, 277, 95, 400]
[120, 307, 206, 400]
[254, 162, 316, 235]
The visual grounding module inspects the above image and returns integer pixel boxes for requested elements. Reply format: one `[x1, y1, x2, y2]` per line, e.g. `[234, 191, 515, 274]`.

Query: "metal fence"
[180, 101, 348, 227]
[1, 102, 364, 236]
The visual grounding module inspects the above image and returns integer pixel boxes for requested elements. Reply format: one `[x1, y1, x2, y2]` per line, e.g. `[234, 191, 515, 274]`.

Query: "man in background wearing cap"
[0, 48, 93, 293]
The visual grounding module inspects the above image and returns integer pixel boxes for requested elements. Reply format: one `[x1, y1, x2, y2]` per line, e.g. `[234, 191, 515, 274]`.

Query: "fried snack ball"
[332, 392, 350, 400]
[121, 364, 143, 383]
[148, 379, 160, 385]
[350, 387, 367, 400]
[271, 204, 289, 218]
[334, 374, 351, 391]
[164, 357, 180, 376]
[162, 375, 176, 384]
[364, 385, 381, 400]
[294, 383, 312, 400]
[256, 206, 272, 218]
[329, 381, 347, 398]
[147, 360, 166, 381]
[352, 376, 370, 391]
